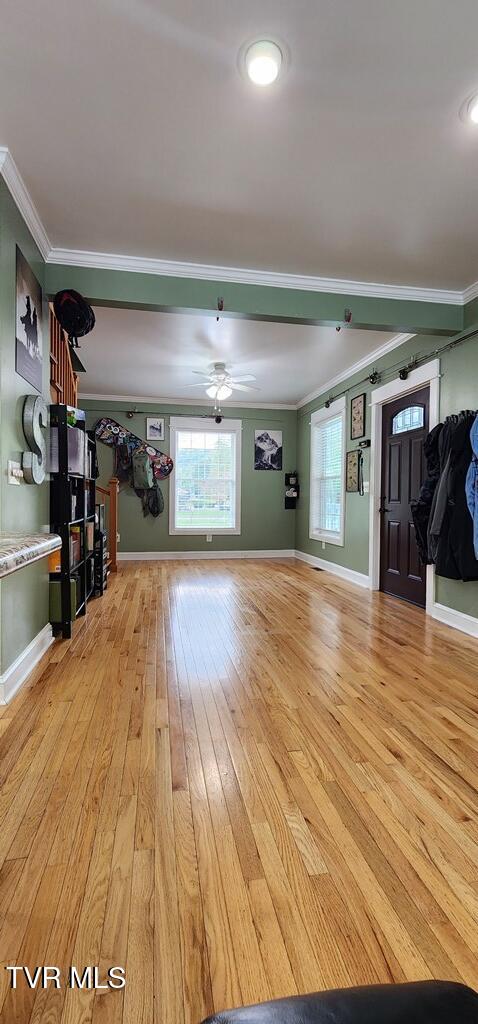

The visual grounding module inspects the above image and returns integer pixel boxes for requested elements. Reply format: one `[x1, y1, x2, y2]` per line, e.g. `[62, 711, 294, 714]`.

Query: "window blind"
[311, 410, 344, 540]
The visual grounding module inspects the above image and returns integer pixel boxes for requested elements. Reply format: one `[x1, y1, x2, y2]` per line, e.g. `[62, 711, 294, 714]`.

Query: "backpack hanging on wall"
[143, 483, 164, 518]
[132, 451, 154, 490]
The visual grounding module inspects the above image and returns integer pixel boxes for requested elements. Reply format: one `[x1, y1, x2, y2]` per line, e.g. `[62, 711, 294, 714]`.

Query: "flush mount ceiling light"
[459, 92, 478, 124]
[239, 38, 285, 86]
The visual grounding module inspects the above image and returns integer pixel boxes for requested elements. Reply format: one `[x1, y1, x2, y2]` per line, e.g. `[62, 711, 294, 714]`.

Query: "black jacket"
[410, 422, 443, 564]
[430, 411, 478, 581]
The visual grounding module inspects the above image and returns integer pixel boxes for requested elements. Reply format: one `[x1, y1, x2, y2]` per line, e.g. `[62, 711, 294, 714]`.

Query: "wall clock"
[350, 392, 366, 440]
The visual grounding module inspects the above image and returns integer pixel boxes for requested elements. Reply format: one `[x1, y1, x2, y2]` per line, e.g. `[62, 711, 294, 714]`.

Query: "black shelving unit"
[49, 404, 97, 638]
[94, 502, 109, 596]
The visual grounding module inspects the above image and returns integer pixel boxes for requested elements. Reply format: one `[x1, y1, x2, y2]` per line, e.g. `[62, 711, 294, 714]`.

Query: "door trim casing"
[368, 359, 440, 615]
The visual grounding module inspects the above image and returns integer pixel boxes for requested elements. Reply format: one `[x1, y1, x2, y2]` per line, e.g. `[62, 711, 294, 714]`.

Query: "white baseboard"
[0, 624, 54, 705]
[118, 549, 296, 561]
[429, 601, 478, 639]
[294, 549, 371, 588]
[296, 551, 478, 638]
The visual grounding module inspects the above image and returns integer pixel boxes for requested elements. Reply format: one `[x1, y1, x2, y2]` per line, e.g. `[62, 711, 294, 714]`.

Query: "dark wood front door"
[379, 386, 429, 607]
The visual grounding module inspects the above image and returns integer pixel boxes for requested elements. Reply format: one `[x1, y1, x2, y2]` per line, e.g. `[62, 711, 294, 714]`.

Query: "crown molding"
[0, 147, 51, 259]
[296, 333, 416, 409]
[78, 392, 297, 411]
[462, 279, 478, 304]
[1, 145, 477, 307]
[48, 245, 465, 305]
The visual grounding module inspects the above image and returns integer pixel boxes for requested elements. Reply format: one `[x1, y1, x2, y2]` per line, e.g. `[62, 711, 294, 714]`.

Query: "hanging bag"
[132, 451, 154, 490]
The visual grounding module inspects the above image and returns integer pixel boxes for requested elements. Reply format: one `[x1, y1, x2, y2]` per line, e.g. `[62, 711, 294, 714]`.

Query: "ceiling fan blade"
[229, 374, 257, 383]
[191, 370, 212, 377]
[183, 382, 211, 388]
[231, 382, 261, 392]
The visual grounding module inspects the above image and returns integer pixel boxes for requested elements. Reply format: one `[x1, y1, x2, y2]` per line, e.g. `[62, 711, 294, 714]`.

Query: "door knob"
[379, 503, 390, 514]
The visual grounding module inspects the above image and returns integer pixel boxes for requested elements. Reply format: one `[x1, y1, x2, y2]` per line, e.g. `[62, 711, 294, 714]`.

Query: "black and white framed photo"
[346, 450, 361, 492]
[15, 246, 43, 392]
[254, 429, 283, 470]
[146, 417, 165, 442]
[350, 392, 366, 440]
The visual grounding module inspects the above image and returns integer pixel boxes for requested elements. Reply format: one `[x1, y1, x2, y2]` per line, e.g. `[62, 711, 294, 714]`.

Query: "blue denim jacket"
[465, 413, 478, 559]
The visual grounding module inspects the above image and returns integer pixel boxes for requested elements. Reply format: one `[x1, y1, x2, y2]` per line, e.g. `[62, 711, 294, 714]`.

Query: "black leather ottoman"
[201, 981, 478, 1023]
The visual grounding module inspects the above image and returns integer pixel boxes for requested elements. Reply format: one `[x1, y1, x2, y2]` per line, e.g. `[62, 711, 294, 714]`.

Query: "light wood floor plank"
[0, 559, 476, 1022]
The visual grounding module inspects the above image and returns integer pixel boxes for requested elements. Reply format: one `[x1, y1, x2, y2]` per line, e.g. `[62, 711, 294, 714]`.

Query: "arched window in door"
[391, 405, 425, 435]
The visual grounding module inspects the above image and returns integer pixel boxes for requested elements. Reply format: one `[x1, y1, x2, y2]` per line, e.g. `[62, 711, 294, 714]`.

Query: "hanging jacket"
[432, 411, 478, 581]
[465, 413, 478, 560]
[428, 416, 457, 564]
[410, 422, 443, 564]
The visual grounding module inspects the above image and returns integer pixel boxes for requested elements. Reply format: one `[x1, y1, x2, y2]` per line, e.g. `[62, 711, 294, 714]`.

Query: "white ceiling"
[2, 2, 478, 288]
[78, 306, 397, 406]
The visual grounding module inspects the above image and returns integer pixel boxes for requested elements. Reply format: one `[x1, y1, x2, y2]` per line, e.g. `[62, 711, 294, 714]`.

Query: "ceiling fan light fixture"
[206, 384, 233, 401]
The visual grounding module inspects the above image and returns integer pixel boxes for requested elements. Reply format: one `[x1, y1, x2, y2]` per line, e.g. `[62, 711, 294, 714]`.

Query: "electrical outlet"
[206, 534, 212, 543]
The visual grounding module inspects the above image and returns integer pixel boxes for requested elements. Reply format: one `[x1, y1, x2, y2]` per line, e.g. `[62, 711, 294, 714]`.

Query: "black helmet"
[53, 289, 95, 346]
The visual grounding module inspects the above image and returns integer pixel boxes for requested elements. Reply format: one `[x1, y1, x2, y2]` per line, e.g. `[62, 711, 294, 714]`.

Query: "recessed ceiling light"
[459, 91, 478, 124]
[469, 96, 478, 123]
[244, 40, 283, 86]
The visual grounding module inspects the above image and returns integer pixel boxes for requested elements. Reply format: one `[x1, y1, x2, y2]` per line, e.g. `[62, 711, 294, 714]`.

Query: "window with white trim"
[169, 417, 242, 535]
[309, 397, 346, 546]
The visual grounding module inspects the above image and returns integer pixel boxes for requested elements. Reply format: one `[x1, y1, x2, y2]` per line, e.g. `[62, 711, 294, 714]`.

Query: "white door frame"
[368, 358, 440, 615]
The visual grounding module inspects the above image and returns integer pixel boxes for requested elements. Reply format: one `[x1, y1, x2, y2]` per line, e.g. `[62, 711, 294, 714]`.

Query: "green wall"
[0, 180, 49, 673]
[296, 332, 478, 618]
[82, 399, 297, 553]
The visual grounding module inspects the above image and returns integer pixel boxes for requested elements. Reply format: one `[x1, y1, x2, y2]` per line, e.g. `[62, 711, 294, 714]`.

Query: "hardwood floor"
[0, 558, 478, 1022]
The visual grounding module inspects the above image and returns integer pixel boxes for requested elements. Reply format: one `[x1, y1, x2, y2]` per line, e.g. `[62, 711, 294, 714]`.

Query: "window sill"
[169, 528, 241, 537]
[309, 531, 344, 547]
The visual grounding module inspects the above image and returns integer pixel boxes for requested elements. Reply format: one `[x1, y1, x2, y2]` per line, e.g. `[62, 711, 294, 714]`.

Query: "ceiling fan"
[184, 362, 260, 400]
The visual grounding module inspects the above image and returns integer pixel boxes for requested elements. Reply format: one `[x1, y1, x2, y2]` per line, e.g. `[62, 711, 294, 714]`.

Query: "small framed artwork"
[146, 417, 165, 442]
[350, 392, 366, 440]
[346, 450, 360, 492]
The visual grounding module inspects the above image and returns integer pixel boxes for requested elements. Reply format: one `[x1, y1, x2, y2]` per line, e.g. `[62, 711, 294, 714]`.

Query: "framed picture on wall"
[350, 392, 366, 440]
[346, 450, 361, 492]
[15, 246, 43, 392]
[146, 417, 165, 442]
[254, 429, 283, 470]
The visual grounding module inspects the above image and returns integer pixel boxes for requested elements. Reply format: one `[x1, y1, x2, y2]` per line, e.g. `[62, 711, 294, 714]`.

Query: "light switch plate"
[363, 480, 370, 493]
[206, 534, 212, 542]
[8, 460, 23, 484]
